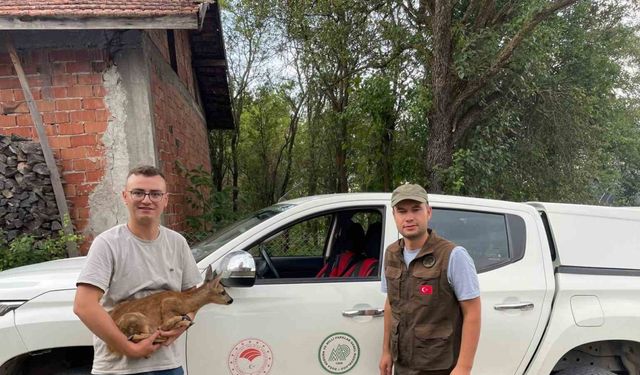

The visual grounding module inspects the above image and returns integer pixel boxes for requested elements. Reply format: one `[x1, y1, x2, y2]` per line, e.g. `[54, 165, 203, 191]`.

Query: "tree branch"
[491, 0, 516, 26]
[451, 0, 579, 119]
[492, 0, 579, 72]
[417, 0, 435, 29]
[462, 0, 482, 25]
[452, 90, 503, 144]
[401, 0, 419, 25]
[473, 0, 496, 29]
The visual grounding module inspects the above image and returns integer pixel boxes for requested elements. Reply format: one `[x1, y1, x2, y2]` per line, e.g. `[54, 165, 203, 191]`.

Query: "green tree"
[239, 86, 299, 208]
[450, 1, 640, 205]
[202, 0, 640, 239]
[390, 0, 587, 192]
[279, 0, 392, 192]
[220, 0, 278, 211]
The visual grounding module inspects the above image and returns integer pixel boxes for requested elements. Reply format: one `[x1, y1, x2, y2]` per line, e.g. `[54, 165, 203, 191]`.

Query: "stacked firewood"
[0, 135, 60, 242]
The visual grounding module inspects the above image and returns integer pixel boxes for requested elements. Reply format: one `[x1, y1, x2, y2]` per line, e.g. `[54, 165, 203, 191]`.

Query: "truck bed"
[529, 203, 640, 270]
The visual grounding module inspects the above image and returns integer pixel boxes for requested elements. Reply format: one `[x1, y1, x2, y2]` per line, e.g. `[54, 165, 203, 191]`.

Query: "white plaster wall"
[87, 65, 129, 235]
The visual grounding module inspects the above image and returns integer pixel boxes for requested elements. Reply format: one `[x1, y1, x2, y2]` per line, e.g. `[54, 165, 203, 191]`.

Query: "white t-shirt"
[77, 224, 202, 375]
[381, 246, 480, 301]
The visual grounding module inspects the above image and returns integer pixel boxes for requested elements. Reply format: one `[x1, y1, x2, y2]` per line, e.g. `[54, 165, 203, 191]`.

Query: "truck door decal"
[228, 338, 274, 375]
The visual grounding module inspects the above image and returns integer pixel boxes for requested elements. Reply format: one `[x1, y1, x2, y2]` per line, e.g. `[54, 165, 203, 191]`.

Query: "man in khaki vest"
[379, 184, 481, 375]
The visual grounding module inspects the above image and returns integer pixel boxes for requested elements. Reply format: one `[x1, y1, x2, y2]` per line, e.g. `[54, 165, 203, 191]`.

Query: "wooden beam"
[197, 3, 209, 31]
[192, 58, 228, 67]
[0, 15, 199, 30]
[3, 33, 78, 257]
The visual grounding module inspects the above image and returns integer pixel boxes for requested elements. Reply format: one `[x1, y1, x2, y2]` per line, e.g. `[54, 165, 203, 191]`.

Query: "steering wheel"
[260, 247, 280, 278]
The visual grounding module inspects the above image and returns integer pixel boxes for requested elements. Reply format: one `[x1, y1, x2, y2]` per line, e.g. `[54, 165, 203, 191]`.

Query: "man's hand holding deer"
[158, 312, 195, 347]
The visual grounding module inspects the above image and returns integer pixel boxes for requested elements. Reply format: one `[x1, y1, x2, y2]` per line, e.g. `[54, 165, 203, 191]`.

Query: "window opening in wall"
[167, 30, 178, 73]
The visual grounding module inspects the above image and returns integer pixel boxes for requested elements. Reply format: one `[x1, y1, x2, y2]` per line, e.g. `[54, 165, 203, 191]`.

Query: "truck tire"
[556, 367, 617, 375]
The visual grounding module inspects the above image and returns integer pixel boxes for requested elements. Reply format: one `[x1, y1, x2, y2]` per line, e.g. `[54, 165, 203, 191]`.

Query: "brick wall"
[0, 48, 109, 241]
[147, 30, 171, 63]
[1, 35, 212, 246]
[149, 66, 210, 233]
[175, 30, 197, 98]
[147, 30, 197, 98]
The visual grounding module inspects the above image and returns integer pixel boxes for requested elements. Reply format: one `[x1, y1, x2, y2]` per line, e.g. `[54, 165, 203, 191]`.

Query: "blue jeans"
[133, 367, 184, 375]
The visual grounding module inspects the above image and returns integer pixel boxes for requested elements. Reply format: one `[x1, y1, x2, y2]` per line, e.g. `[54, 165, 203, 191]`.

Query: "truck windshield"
[191, 204, 294, 261]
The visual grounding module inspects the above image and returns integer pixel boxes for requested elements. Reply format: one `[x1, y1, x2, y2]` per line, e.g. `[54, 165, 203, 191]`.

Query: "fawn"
[109, 265, 232, 350]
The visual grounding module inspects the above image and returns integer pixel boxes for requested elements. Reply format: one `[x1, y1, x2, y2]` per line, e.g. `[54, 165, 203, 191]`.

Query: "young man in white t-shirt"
[74, 165, 201, 375]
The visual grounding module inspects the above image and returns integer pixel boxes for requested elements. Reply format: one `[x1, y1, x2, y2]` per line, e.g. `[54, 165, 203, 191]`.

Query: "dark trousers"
[394, 362, 454, 375]
[131, 367, 184, 375]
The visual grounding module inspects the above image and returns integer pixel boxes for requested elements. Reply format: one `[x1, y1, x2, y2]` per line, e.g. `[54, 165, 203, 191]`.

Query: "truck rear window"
[430, 209, 526, 272]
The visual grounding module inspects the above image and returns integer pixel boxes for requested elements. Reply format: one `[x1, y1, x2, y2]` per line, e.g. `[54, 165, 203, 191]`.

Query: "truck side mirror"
[217, 250, 256, 287]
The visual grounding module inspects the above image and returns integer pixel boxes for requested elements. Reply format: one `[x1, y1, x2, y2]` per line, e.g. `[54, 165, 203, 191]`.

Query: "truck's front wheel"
[556, 366, 617, 375]
[13, 347, 93, 375]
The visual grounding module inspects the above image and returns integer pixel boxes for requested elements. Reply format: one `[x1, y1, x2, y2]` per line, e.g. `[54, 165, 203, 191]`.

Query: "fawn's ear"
[205, 265, 218, 282]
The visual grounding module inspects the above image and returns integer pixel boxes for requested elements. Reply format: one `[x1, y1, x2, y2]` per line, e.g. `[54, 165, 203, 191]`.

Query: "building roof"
[0, 1, 202, 18]
[0, 0, 209, 29]
[190, 3, 234, 130]
[0, 0, 234, 130]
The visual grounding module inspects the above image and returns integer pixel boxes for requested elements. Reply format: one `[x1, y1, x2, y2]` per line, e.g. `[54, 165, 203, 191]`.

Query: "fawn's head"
[204, 266, 233, 305]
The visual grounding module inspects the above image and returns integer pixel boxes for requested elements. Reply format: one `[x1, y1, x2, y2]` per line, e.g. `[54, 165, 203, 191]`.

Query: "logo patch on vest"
[419, 285, 433, 295]
[422, 254, 436, 268]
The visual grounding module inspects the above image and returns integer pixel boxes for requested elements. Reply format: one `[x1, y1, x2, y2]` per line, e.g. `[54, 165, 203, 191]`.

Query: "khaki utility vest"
[384, 230, 462, 371]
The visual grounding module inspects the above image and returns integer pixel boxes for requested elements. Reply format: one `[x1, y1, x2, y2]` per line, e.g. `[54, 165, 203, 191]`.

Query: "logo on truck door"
[228, 338, 274, 375]
[318, 332, 360, 374]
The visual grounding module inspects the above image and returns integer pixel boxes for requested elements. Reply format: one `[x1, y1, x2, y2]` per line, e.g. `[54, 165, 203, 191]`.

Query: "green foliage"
[238, 87, 292, 207]
[213, 0, 640, 218]
[176, 162, 242, 243]
[449, 1, 640, 205]
[0, 226, 82, 271]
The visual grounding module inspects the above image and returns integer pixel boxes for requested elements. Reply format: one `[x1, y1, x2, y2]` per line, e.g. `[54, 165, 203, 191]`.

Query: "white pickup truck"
[0, 193, 639, 375]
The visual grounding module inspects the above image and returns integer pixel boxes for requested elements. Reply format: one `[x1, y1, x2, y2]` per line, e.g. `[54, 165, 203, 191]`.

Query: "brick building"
[0, 1, 233, 251]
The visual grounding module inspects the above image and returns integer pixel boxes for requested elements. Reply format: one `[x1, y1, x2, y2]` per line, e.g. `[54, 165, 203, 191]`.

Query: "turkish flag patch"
[419, 285, 433, 295]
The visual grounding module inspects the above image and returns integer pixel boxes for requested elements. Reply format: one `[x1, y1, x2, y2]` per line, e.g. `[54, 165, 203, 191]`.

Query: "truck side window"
[247, 215, 332, 279]
[252, 215, 332, 258]
[247, 209, 384, 282]
[430, 209, 526, 272]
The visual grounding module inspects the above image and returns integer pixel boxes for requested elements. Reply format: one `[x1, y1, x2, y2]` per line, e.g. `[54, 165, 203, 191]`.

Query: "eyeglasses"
[128, 190, 166, 202]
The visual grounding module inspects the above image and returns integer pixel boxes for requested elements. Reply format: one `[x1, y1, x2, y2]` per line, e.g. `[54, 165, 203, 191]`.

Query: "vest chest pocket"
[385, 266, 402, 298]
[411, 266, 440, 305]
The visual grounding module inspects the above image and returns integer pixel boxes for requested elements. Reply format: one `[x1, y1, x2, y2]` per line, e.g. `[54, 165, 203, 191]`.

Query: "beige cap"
[391, 183, 429, 207]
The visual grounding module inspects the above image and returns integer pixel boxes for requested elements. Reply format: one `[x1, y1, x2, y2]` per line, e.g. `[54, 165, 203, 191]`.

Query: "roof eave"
[0, 14, 200, 30]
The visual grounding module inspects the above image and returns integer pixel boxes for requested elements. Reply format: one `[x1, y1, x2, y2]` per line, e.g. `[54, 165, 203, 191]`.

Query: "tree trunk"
[336, 115, 349, 193]
[426, 0, 455, 193]
[420, 0, 580, 193]
[209, 132, 225, 192]
[307, 96, 320, 196]
[279, 112, 300, 200]
[382, 115, 394, 191]
[425, 113, 454, 193]
[231, 127, 239, 212]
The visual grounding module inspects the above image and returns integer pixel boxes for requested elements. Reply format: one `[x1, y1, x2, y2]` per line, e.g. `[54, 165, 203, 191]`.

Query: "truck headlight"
[0, 301, 26, 317]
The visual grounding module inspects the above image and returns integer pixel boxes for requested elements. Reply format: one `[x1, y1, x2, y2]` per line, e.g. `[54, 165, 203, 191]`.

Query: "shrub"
[0, 227, 82, 271]
[176, 162, 241, 244]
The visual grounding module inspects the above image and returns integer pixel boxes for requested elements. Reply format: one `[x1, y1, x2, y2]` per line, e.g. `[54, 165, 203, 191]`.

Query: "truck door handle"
[342, 308, 384, 317]
[494, 302, 534, 311]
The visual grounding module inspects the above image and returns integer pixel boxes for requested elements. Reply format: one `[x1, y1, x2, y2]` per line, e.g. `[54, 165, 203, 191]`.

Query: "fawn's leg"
[115, 312, 154, 343]
[159, 297, 193, 331]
